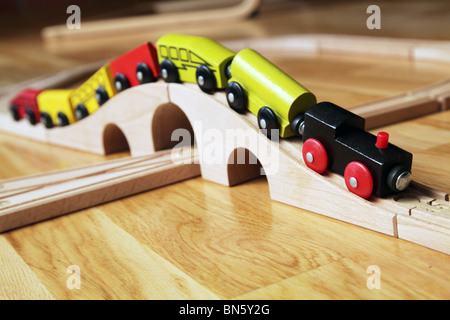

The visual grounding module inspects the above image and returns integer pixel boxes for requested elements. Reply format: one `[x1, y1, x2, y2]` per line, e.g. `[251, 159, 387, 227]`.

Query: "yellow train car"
[37, 89, 76, 129]
[156, 34, 235, 94]
[226, 48, 317, 139]
[69, 64, 117, 120]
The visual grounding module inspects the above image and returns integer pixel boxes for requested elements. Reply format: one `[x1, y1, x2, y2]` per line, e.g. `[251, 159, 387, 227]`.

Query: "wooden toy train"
[8, 34, 413, 199]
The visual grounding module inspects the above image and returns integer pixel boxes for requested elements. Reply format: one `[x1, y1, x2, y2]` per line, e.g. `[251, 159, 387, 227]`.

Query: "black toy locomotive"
[297, 101, 413, 198]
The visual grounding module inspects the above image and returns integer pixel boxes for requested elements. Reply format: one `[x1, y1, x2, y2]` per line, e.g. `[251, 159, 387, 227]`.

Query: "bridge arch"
[102, 123, 130, 155]
[151, 102, 195, 152]
[227, 147, 265, 186]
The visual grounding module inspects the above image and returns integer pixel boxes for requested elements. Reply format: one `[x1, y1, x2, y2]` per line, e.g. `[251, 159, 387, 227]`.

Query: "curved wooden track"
[41, 0, 262, 46]
[0, 80, 449, 254]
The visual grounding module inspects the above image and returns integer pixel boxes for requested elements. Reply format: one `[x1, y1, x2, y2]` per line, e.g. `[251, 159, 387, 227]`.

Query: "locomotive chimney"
[376, 132, 389, 148]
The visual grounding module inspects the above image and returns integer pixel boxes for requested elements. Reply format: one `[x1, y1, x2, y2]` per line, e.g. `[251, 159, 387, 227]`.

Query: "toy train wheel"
[40, 112, 53, 129]
[57, 112, 69, 127]
[9, 105, 20, 121]
[387, 165, 412, 192]
[302, 138, 328, 173]
[25, 108, 37, 125]
[95, 86, 109, 106]
[226, 81, 247, 113]
[75, 104, 89, 120]
[257, 107, 279, 140]
[160, 59, 179, 83]
[114, 73, 131, 92]
[136, 62, 154, 84]
[290, 113, 305, 137]
[196, 65, 216, 94]
[344, 161, 373, 199]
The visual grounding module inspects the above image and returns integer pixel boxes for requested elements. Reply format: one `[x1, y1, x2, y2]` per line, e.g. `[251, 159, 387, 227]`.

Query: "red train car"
[109, 42, 160, 93]
[9, 88, 43, 125]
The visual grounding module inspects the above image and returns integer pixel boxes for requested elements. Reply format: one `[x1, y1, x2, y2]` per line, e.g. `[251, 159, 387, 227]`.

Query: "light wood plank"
[235, 255, 450, 299]
[0, 236, 54, 300]
[4, 208, 220, 299]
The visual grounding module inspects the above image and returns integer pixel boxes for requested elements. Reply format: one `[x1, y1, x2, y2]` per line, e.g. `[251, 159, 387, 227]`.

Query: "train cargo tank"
[226, 48, 316, 139]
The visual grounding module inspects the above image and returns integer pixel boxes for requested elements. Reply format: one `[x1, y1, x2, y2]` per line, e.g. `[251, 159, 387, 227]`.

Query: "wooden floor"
[0, 0, 449, 299]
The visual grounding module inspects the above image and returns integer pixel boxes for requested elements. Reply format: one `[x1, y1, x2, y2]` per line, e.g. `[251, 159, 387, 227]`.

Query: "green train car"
[156, 34, 235, 94]
[226, 48, 317, 139]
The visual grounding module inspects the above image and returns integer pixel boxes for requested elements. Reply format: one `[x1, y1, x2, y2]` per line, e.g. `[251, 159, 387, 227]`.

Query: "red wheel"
[344, 161, 373, 199]
[302, 138, 328, 173]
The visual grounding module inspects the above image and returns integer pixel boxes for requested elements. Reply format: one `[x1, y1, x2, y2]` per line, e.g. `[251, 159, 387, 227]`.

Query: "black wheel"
[57, 112, 70, 127]
[75, 104, 89, 120]
[40, 112, 53, 129]
[136, 62, 154, 84]
[196, 65, 216, 94]
[114, 73, 130, 92]
[290, 113, 305, 137]
[95, 86, 109, 106]
[387, 165, 412, 192]
[9, 105, 20, 121]
[160, 59, 179, 83]
[257, 107, 279, 140]
[25, 107, 37, 125]
[226, 81, 247, 113]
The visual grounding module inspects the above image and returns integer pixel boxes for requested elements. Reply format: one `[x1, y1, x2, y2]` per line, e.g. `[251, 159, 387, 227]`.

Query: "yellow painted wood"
[37, 89, 76, 126]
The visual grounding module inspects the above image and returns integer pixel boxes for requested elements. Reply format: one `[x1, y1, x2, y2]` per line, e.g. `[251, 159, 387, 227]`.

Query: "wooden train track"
[0, 147, 200, 233]
[41, 0, 263, 47]
[0, 82, 449, 254]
